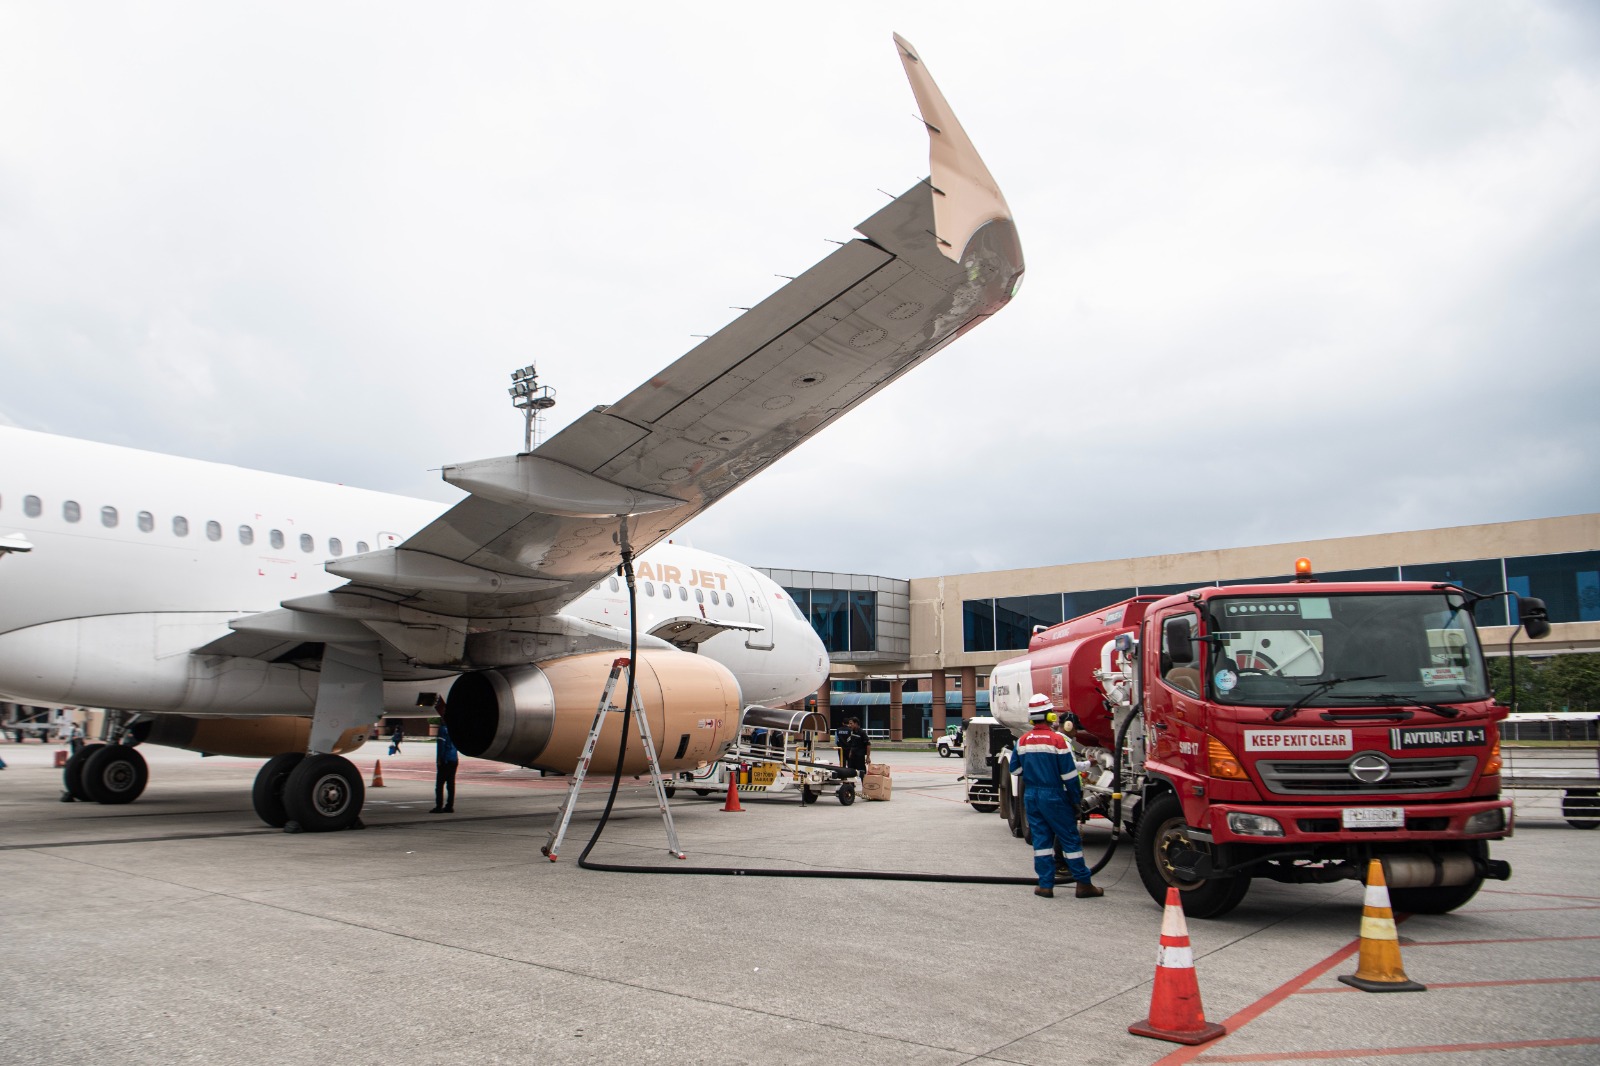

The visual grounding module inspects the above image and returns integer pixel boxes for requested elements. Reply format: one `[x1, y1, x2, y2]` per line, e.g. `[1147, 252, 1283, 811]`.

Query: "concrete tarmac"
[2, 743, 1597, 1065]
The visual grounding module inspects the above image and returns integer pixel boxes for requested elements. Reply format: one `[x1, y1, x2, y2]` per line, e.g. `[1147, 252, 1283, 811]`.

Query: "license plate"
[1342, 807, 1405, 829]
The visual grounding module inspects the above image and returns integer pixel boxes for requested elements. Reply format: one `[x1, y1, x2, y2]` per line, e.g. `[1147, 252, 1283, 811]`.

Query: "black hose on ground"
[574, 551, 1039, 884]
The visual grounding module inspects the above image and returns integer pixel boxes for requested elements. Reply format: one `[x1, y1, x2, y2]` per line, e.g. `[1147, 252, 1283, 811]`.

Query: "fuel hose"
[574, 552, 1086, 886]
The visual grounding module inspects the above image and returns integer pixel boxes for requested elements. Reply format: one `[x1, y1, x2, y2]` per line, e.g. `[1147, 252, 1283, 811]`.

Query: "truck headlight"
[1464, 808, 1506, 834]
[1226, 812, 1284, 837]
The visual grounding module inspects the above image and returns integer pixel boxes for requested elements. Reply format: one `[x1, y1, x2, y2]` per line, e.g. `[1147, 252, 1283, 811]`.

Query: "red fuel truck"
[966, 563, 1550, 918]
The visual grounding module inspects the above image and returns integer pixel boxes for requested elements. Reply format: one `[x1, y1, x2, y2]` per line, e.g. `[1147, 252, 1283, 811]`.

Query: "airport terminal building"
[762, 513, 1600, 741]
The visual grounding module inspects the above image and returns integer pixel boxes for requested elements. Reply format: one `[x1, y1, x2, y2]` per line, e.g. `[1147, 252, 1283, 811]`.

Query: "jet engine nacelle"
[443, 650, 742, 774]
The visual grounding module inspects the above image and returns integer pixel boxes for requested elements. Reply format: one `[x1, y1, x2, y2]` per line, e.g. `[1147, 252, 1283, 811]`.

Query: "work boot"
[1075, 882, 1104, 898]
[443, 806, 454, 813]
[1034, 887, 1054, 898]
[428, 806, 445, 814]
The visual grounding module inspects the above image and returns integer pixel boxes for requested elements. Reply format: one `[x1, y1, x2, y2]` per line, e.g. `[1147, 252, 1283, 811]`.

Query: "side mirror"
[1519, 596, 1551, 640]
[1164, 617, 1195, 664]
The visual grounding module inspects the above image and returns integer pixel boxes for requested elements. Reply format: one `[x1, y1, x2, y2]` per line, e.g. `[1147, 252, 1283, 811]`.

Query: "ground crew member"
[430, 706, 458, 814]
[838, 717, 871, 787]
[1011, 693, 1103, 899]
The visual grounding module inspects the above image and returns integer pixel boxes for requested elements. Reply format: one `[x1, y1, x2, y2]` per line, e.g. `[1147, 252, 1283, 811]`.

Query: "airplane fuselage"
[0, 426, 828, 722]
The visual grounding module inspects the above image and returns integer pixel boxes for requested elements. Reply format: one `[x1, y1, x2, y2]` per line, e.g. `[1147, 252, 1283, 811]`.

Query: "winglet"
[894, 33, 1013, 263]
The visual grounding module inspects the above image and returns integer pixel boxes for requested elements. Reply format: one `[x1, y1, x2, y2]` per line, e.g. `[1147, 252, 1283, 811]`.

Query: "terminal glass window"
[1400, 559, 1507, 626]
[996, 594, 1063, 649]
[1062, 587, 1136, 621]
[963, 599, 996, 652]
[850, 591, 876, 652]
[1506, 551, 1600, 624]
[809, 589, 850, 652]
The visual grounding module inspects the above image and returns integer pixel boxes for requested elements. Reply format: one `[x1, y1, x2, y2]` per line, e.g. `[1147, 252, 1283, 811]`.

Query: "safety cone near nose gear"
[1128, 888, 1226, 1045]
[720, 777, 744, 812]
[371, 761, 385, 788]
[1338, 859, 1426, 993]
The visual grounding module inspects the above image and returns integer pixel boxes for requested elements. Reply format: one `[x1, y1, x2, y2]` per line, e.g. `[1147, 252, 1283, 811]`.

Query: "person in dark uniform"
[838, 717, 871, 786]
[430, 711, 458, 814]
[1012, 694, 1103, 899]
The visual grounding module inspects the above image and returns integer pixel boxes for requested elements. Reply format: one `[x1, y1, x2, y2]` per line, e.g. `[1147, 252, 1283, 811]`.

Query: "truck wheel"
[938, 745, 951, 758]
[1008, 779, 1028, 839]
[1562, 789, 1600, 829]
[1387, 877, 1484, 914]
[1135, 793, 1250, 919]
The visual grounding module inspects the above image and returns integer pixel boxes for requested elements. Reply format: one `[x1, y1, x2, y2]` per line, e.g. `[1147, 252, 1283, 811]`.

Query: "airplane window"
[299, 533, 313, 553]
[173, 516, 189, 537]
[206, 520, 221, 541]
[356, 540, 370, 554]
[695, 588, 704, 603]
[101, 506, 118, 528]
[643, 581, 655, 597]
[137, 511, 154, 532]
[270, 529, 285, 550]
[24, 495, 41, 517]
[329, 537, 343, 557]
[710, 590, 720, 606]
[64, 500, 81, 523]
[679, 586, 689, 601]
[609, 577, 620, 592]
[239, 525, 255, 546]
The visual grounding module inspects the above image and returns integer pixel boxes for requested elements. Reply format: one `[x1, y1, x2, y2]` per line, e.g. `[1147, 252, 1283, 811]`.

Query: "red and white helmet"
[1027, 693, 1053, 721]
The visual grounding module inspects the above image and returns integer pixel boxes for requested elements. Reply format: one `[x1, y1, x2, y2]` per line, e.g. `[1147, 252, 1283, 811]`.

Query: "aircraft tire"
[82, 745, 149, 805]
[62, 742, 105, 801]
[252, 752, 306, 828]
[282, 753, 365, 832]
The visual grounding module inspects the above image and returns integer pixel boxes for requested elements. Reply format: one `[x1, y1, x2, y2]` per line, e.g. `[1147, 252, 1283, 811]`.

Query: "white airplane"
[0, 35, 1023, 832]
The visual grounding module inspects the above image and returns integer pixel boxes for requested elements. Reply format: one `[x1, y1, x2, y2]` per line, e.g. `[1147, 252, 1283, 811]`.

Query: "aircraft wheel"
[282, 753, 364, 832]
[82, 745, 149, 805]
[252, 752, 306, 828]
[62, 742, 105, 801]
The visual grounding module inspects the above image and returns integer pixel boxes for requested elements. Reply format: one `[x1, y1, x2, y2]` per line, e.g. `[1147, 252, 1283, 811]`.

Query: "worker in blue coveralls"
[1012, 693, 1104, 899]
[430, 707, 459, 814]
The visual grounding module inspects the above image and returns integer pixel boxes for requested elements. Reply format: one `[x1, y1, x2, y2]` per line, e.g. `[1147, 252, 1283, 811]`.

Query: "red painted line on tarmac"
[1151, 938, 1364, 1066]
[1194, 1036, 1600, 1061]
[1296, 975, 1600, 994]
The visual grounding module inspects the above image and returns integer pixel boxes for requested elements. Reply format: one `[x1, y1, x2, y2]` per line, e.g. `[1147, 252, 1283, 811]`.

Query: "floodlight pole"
[507, 363, 557, 454]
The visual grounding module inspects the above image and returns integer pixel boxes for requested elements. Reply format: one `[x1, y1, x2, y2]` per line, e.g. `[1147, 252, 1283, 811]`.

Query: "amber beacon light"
[1293, 557, 1315, 582]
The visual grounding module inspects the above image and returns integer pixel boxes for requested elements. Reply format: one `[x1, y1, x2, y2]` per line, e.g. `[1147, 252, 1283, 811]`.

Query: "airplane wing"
[222, 35, 1023, 670]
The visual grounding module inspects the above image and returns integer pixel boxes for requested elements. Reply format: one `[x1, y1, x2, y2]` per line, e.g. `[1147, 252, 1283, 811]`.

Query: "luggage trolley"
[1499, 712, 1600, 829]
[671, 706, 859, 806]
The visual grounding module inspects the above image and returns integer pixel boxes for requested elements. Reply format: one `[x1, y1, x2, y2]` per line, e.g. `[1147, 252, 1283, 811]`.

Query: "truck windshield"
[1203, 592, 1488, 707]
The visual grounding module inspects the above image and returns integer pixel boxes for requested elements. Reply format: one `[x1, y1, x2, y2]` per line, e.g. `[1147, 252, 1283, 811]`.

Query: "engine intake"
[444, 650, 741, 774]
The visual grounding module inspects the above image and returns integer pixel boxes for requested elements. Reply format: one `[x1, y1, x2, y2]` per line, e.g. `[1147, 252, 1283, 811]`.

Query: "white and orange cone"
[1338, 859, 1426, 993]
[371, 760, 385, 788]
[1128, 887, 1226, 1045]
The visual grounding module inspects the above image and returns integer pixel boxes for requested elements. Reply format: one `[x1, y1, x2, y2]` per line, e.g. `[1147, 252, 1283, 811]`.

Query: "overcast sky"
[3, 2, 1597, 580]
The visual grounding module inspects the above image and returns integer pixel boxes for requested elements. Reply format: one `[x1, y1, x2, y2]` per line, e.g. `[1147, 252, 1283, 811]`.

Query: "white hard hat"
[1027, 693, 1052, 720]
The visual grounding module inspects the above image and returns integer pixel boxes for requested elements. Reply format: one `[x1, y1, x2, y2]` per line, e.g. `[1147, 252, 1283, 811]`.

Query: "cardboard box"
[862, 773, 892, 801]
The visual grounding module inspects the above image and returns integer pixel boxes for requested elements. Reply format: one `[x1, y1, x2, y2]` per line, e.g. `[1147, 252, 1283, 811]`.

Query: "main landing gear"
[60, 712, 151, 806]
[252, 752, 366, 832]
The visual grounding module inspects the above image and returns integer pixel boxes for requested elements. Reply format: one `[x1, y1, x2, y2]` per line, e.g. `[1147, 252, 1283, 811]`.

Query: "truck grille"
[1256, 754, 1476, 795]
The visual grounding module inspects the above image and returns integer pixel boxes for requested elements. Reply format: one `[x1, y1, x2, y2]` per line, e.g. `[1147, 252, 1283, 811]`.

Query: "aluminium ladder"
[541, 656, 685, 861]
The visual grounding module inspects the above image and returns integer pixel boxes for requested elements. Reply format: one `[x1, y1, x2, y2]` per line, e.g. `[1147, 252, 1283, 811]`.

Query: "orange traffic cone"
[1338, 859, 1426, 992]
[720, 776, 744, 812]
[1128, 887, 1227, 1045]
[371, 761, 385, 788]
